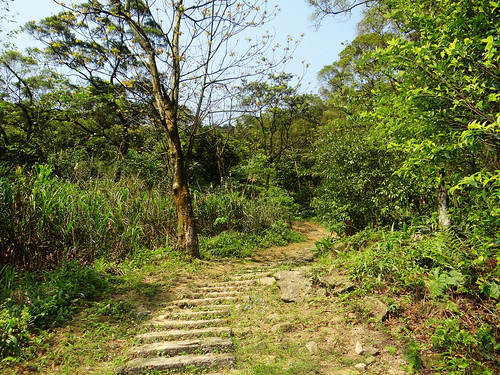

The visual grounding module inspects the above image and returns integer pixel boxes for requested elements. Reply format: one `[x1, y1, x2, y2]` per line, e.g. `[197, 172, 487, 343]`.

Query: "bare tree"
[306, 0, 375, 26]
[30, 0, 292, 259]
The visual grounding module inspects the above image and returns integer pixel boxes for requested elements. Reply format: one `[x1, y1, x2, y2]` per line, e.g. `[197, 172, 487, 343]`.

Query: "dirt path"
[118, 222, 408, 374]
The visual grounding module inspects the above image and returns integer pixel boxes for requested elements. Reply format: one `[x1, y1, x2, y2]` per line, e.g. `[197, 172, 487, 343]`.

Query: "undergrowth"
[317, 224, 500, 373]
[200, 220, 306, 258]
[0, 164, 177, 270]
[0, 165, 300, 271]
[0, 246, 186, 369]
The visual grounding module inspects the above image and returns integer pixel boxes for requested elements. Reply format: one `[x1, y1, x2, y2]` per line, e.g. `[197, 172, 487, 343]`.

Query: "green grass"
[200, 220, 306, 258]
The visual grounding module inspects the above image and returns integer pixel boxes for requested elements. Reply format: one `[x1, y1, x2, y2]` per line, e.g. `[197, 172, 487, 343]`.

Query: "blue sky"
[4, 0, 361, 94]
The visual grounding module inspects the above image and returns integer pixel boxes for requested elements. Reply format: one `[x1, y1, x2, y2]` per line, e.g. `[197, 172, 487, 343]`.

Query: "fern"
[429, 268, 465, 298]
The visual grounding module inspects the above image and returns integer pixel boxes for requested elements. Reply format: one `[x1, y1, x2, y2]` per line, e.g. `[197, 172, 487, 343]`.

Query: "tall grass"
[195, 185, 298, 236]
[0, 165, 301, 270]
[0, 165, 176, 271]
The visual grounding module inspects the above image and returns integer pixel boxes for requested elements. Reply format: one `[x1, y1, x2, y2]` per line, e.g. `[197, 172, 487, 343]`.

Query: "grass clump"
[0, 164, 177, 271]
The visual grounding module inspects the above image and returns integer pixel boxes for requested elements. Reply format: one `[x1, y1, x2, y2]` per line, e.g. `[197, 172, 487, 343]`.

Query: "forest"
[0, 0, 499, 373]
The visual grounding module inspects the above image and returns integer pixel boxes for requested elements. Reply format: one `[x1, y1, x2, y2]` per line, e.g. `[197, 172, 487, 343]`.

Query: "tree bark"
[438, 169, 451, 229]
[163, 108, 200, 260]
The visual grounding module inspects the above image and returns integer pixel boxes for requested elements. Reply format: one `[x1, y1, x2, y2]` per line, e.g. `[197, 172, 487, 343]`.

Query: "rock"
[321, 271, 355, 295]
[364, 346, 380, 357]
[316, 288, 327, 298]
[365, 356, 376, 364]
[354, 341, 364, 355]
[279, 250, 315, 266]
[306, 341, 319, 354]
[258, 277, 276, 286]
[354, 363, 367, 370]
[276, 270, 314, 302]
[271, 322, 294, 334]
[331, 242, 349, 253]
[362, 296, 389, 321]
[295, 249, 315, 263]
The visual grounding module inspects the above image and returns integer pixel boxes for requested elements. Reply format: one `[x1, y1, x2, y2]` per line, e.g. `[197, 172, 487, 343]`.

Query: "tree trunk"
[163, 107, 200, 260]
[216, 143, 225, 184]
[173, 168, 199, 260]
[438, 169, 451, 229]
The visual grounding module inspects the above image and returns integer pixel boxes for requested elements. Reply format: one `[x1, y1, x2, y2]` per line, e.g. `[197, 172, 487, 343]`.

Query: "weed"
[0, 304, 31, 361]
[431, 318, 500, 373]
[402, 340, 423, 373]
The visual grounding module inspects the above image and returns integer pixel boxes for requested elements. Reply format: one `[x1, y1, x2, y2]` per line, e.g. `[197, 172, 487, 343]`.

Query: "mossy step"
[121, 353, 236, 374]
[136, 327, 232, 342]
[173, 296, 237, 307]
[229, 271, 276, 280]
[194, 285, 251, 292]
[149, 318, 226, 329]
[128, 336, 233, 357]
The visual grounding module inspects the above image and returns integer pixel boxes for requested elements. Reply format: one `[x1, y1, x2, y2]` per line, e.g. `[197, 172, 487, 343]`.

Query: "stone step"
[208, 279, 256, 287]
[122, 353, 236, 374]
[195, 285, 251, 292]
[167, 308, 231, 319]
[230, 271, 276, 280]
[173, 296, 237, 307]
[149, 318, 226, 329]
[128, 336, 233, 358]
[136, 326, 232, 342]
[189, 291, 239, 299]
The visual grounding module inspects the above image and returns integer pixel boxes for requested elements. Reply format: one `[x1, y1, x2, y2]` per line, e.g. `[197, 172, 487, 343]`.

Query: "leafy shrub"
[402, 340, 423, 372]
[0, 260, 108, 361]
[431, 318, 500, 373]
[312, 128, 434, 234]
[0, 304, 31, 360]
[23, 261, 106, 329]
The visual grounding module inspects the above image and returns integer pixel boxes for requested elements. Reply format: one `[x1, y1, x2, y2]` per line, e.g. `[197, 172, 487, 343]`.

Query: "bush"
[24, 261, 106, 328]
[0, 304, 31, 360]
[0, 260, 108, 361]
[312, 128, 434, 234]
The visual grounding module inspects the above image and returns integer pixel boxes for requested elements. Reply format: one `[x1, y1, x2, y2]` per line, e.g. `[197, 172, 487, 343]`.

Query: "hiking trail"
[118, 222, 407, 375]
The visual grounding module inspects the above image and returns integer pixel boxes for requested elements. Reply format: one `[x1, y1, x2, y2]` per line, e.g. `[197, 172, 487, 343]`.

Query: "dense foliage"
[308, 0, 499, 372]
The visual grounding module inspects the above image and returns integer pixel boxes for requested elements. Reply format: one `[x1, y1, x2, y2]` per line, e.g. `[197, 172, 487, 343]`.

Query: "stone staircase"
[119, 266, 278, 374]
